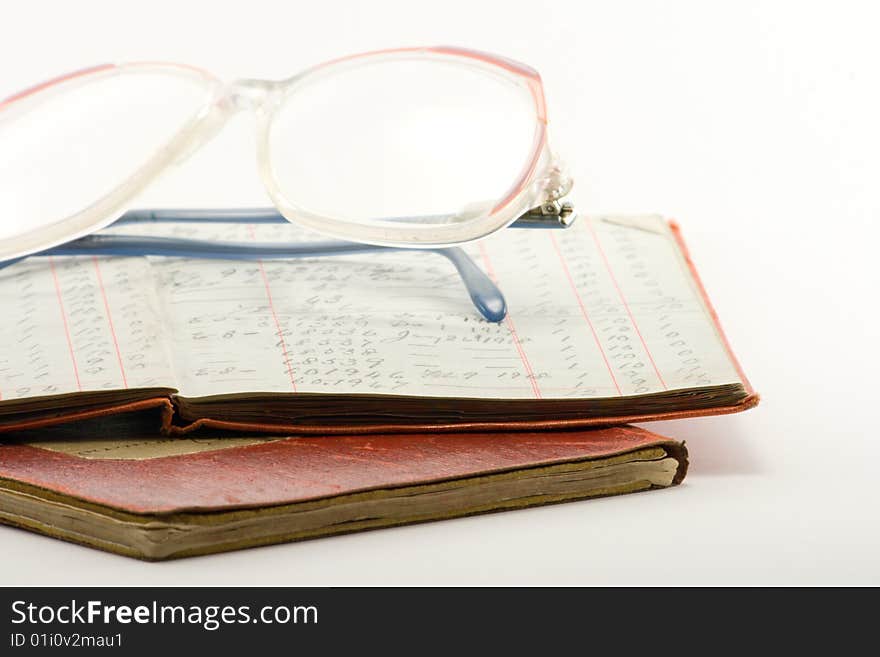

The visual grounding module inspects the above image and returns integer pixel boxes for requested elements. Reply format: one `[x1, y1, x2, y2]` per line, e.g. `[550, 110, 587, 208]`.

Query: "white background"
[1, 0, 878, 585]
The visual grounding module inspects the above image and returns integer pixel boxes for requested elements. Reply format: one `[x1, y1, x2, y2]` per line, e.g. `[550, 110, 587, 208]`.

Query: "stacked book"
[0, 215, 755, 559]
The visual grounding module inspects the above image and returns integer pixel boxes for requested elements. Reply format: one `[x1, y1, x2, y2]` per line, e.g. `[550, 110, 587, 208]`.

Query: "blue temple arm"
[19, 234, 508, 323]
[0, 206, 565, 322]
[114, 205, 576, 229]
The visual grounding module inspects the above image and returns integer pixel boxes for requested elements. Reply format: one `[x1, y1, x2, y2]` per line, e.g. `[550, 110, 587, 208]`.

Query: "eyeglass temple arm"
[115, 202, 577, 229]
[104, 203, 576, 320]
[0, 203, 578, 323]
[3, 233, 508, 323]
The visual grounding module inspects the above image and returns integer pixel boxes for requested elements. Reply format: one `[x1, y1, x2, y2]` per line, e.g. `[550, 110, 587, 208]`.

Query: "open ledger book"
[0, 215, 756, 434]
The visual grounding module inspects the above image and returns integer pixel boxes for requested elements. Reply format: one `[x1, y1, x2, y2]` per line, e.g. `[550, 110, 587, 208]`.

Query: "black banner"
[0, 586, 864, 652]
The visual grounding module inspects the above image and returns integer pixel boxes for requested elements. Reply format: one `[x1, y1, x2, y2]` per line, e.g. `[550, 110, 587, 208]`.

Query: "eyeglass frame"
[0, 46, 576, 322]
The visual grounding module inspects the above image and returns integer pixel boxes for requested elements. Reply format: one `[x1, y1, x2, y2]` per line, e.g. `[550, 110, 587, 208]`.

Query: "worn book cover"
[0, 413, 688, 560]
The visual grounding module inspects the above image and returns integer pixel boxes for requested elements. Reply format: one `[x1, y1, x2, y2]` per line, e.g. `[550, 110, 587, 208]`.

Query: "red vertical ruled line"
[585, 218, 668, 390]
[548, 233, 622, 396]
[477, 243, 542, 400]
[49, 257, 82, 391]
[92, 257, 128, 389]
[246, 225, 298, 392]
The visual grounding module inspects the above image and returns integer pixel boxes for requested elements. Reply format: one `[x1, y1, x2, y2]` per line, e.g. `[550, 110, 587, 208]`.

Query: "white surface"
[1, 0, 877, 585]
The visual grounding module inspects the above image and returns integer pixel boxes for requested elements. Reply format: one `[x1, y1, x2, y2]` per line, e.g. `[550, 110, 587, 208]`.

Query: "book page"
[105, 215, 743, 400]
[0, 256, 175, 402]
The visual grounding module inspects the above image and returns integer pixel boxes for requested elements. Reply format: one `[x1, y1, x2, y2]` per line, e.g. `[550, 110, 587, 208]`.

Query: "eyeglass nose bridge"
[227, 78, 286, 114]
[169, 77, 285, 167]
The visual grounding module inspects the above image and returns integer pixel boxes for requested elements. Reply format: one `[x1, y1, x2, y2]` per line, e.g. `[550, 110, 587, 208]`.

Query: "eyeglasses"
[0, 46, 575, 321]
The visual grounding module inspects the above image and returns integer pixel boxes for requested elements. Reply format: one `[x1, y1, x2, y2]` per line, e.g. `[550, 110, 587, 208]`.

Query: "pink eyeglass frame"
[0, 46, 572, 262]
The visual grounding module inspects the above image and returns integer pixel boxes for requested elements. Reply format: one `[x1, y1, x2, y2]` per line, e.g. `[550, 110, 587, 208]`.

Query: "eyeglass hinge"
[512, 200, 577, 229]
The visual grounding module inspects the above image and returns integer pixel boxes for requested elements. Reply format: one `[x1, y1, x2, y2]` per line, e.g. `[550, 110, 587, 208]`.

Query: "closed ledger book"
[0, 413, 687, 560]
[0, 215, 756, 434]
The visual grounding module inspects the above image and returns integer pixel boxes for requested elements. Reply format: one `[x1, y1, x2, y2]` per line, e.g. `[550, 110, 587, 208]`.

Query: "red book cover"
[0, 416, 687, 560]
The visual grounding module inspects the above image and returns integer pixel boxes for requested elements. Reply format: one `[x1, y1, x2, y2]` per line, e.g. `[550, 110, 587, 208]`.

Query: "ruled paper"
[0, 256, 174, 400]
[0, 215, 743, 402]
